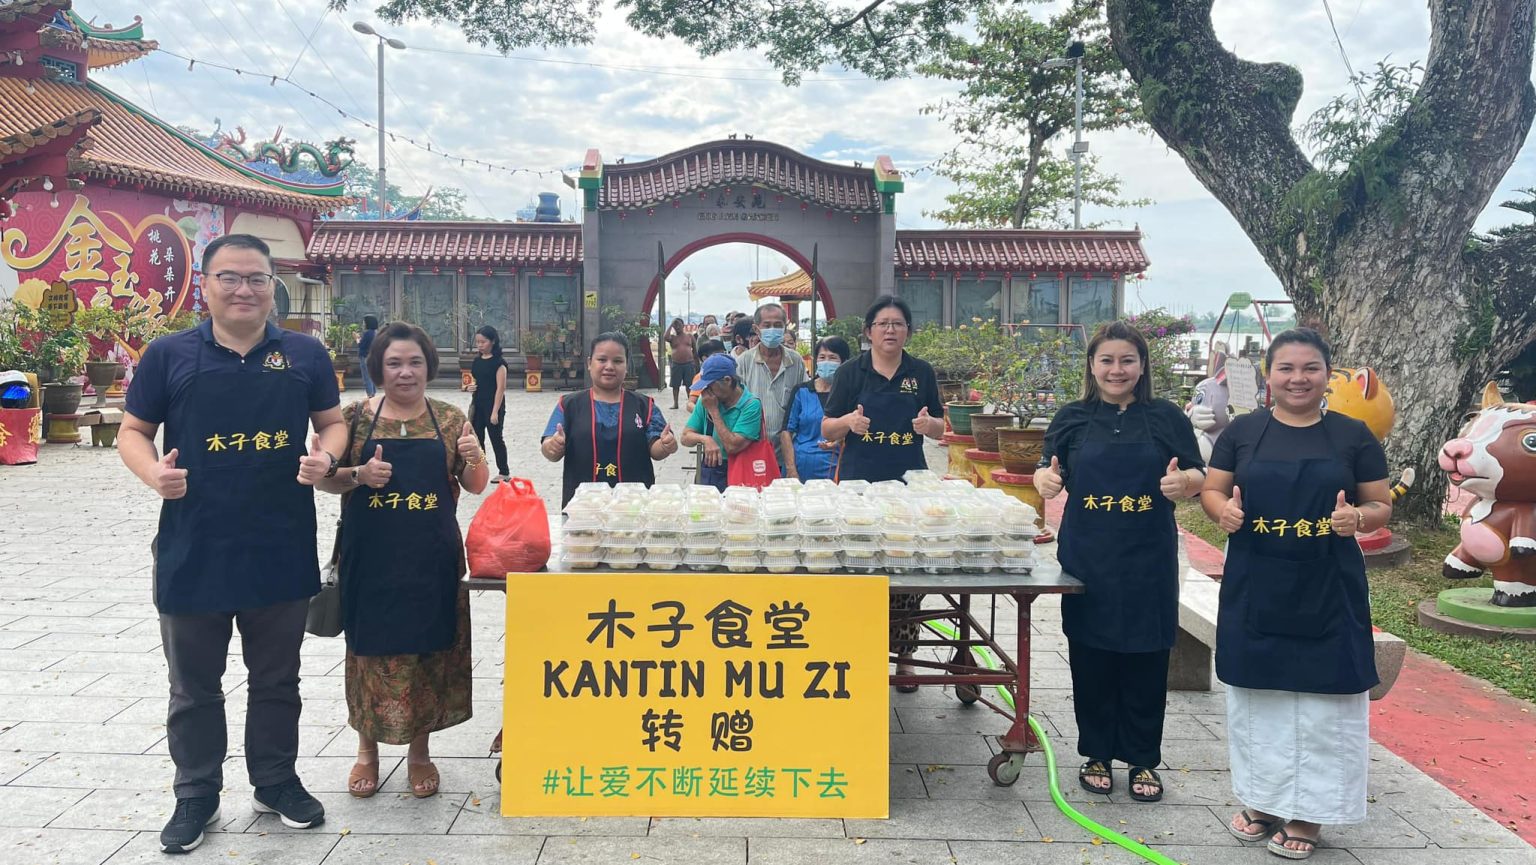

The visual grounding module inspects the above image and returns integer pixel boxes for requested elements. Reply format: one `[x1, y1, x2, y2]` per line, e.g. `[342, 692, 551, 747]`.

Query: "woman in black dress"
[466, 325, 510, 482]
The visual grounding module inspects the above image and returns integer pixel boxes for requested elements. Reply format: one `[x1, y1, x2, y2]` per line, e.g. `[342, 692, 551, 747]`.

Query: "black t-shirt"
[470, 354, 505, 406]
[824, 350, 944, 419]
[1210, 409, 1388, 486]
[1042, 397, 1204, 476]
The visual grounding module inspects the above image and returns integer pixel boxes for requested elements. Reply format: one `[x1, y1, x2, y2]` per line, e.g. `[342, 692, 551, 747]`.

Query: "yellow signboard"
[502, 572, 889, 818]
[583, 289, 598, 309]
[41, 280, 77, 329]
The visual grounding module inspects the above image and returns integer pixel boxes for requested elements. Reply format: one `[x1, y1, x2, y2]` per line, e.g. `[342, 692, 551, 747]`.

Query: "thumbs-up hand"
[1159, 457, 1186, 501]
[848, 404, 870, 436]
[658, 423, 678, 455]
[1331, 490, 1360, 537]
[296, 433, 332, 485]
[542, 422, 568, 460]
[1034, 454, 1063, 500]
[457, 420, 483, 461]
[913, 406, 940, 438]
[1218, 485, 1245, 533]
[359, 444, 392, 489]
[152, 448, 188, 500]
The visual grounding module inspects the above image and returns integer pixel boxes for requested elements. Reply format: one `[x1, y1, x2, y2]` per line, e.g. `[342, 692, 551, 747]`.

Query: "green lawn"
[1173, 500, 1536, 703]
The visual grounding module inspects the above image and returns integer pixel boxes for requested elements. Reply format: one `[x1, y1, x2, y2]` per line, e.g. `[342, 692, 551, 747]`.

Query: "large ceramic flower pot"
[85, 361, 122, 392]
[946, 401, 983, 436]
[41, 382, 83, 417]
[969, 412, 1016, 453]
[997, 426, 1046, 474]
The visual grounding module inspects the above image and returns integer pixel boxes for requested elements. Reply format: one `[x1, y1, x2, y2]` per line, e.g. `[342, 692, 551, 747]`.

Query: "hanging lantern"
[619, 211, 628, 220]
[929, 271, 937, 279]
[800, 202, 808, 212]
[456, 266, 465, 274]
[1004, 272, 1013, 281]
[1030, 272, 1037, 279]
[700, 192, 707, 201]
[1057, 271, 1065, 279]
[105, 178, 118, 187]
[485, 268, 493, 276]
[852, 214, 860, 223]
[352, 265, 360, 272]
[776, 194, 784, 204]
[647, 207, 655, 216]
[903, 271, 910, 278]
[432, 266, 441, 275]
[672, 200, 680, 208]
[407, 265, 415, 274]
[826, 210, 834, 219]
[565, 267, 574, 275]
[537, 268, 545, 277]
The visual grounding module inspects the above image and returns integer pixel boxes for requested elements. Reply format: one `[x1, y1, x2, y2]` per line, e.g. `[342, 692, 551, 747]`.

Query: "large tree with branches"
[334, 0, 1536, 522]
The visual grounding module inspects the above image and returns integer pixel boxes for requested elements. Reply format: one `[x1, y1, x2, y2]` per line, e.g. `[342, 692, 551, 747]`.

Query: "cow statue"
[1440, 382, 1536, 607]
[1186, 351, 1231, 463]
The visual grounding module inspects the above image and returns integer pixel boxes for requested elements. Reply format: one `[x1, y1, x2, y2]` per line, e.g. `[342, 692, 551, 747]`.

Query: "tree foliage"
[919, 0, 1145, 228]
[338, 159, 472, 220]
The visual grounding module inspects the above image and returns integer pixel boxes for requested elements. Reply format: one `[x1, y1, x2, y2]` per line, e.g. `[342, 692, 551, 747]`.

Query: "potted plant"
[520, 328, 550, 372]
[324, 320, 359, 391]
[602, 305, 654, 389]
[985, 333, 1083, 473]
[72, 304, 130, 398]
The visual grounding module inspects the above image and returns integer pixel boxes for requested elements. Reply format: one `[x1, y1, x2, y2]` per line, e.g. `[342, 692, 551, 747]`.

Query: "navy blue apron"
[339, 400, 460, 656]
[1056, 402, 1179, 652]
[560, 391, 656, 507]
[1216, 411, 1378, 694]
[153, 338, 318, 615]
[835, 374, 925, 483]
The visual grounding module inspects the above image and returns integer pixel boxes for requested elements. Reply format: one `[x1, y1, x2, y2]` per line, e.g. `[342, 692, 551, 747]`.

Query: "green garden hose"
[925, 621, 1182, 865]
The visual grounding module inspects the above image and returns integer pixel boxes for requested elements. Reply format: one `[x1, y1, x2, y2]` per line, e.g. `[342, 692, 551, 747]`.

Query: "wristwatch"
[1352, 505, 1365, 532]
[322, 452, 339, 478]
[349, 466, 361, 485]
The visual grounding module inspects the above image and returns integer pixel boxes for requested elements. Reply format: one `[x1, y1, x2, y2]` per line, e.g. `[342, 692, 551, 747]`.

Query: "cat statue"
[1440, 382, 1536, 607]
[1325, 367, 1396, 441]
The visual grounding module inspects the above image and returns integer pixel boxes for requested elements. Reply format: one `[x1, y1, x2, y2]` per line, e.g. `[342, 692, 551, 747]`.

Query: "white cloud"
[83, 0, 1536, 315]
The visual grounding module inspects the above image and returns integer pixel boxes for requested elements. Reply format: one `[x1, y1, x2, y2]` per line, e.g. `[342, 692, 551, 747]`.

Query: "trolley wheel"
[494, 758, 501, 783]
[955, 683, 981, 705]
[987, 751, 1025, 787]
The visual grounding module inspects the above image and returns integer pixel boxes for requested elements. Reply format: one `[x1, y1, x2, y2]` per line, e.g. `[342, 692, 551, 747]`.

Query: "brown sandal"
[348, 749, 379, 799]
[408, 761, 440, 798]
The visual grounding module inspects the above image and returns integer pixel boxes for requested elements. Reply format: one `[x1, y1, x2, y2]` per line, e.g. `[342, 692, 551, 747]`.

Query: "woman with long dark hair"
[466, 325, 510, 482]
[1032, 319, 1205, 803]
[540, 332, 680, 507]
[1201, 328, 1390, 859]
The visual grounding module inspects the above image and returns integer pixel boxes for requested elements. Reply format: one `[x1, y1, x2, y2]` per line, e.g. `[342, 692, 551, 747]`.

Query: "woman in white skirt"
[1201, 328, 1392, 860]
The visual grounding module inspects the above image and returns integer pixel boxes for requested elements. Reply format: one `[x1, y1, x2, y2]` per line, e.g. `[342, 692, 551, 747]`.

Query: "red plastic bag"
[465, 478, 552, 578]
[726, 408, 782, 490]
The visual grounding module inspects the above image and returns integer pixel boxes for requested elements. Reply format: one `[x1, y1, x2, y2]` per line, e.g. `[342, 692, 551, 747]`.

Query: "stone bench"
[1170, 567, 1406, 701]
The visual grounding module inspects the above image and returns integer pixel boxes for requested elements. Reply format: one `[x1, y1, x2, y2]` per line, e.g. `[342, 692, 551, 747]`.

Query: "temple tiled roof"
[0, 77, 344, 211]
[0, 105, 98, 159]
[748, 269, 814, 301]
[895, 229, 1149, 274]
[308, 221, 583, 267]
[596, 140, 886, 212]
[0, 0, 69, 25]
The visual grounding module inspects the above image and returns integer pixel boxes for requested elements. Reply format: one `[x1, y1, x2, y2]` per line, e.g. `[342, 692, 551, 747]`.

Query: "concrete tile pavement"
[0, 388, 1529, 863]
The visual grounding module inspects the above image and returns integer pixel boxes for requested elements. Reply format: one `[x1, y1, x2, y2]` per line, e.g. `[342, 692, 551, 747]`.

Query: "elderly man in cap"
[679, 353, 763, 491]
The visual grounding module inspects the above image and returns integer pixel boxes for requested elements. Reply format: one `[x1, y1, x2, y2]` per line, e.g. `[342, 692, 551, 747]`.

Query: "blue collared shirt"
[126, 319, 338, 431]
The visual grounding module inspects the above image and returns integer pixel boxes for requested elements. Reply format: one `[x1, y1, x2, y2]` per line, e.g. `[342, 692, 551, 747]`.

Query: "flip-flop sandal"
[894, 660, 919, 693]
[348, 754, 379, 799]
[1127, 766, 1163, 803]
[1266, 828, 1319, 860]
[408, 761, 440, 799]
[1078, 760, 1113, 795]
[1227, 810, 1282, 842]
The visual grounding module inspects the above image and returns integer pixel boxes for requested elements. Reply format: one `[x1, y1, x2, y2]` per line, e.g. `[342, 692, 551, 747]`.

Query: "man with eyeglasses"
[119, 234, 347, 852]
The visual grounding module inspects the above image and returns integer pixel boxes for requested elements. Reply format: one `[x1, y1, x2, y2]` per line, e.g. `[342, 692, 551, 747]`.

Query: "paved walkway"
[1, 388, 1531, 864]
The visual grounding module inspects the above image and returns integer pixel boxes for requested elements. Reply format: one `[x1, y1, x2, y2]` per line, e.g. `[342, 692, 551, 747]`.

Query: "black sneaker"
[252, 779, 325, 829]
[160, 796, 220, 854]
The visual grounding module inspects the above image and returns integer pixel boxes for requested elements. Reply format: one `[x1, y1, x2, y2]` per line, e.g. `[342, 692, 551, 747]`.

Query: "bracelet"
[1352, 505, 1365, 532]
[464, 453, 485, 469]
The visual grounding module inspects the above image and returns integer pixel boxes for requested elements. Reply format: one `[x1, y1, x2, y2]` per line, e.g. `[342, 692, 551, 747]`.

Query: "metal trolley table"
[464, 561, 1082, 787]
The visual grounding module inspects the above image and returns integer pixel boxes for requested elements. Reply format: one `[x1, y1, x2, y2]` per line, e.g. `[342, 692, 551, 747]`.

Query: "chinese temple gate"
[309, 139, 1150, 385]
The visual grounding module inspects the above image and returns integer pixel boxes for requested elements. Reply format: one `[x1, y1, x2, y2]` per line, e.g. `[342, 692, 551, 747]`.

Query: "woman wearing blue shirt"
[780, 337, 849, 481]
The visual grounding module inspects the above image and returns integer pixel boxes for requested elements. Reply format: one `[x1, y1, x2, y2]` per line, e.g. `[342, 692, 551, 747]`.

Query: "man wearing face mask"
[735, 303, 807, 471]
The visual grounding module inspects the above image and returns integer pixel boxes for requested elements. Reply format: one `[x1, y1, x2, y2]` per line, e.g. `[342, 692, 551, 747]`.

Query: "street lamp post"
[1044, 41, 1087, 229]
[352, 22, 406, 219]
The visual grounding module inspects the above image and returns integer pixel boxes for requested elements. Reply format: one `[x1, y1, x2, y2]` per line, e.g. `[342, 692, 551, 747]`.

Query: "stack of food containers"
[601, 485, 648, 569]
[759, 489, 801, 573]
[878, 497, 921, 574]
[916, 496, 961, 573]
[997, 497, 1040, 573]
[956, 496, 1002, 573]
[683, 486, 724, 571]
[642, 485, 686, 571]
[721, 487, 762, 573]
[561, 485, 608, 569]
[798, 495, 842, 572]
[839, 496, 882, 573]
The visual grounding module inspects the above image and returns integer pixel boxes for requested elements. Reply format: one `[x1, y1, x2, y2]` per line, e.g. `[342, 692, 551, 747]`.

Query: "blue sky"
[83, 0, 1536, 320]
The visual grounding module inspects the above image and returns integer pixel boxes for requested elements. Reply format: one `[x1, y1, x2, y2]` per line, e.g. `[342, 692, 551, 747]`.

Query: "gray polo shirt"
[735, 345, 808, 442]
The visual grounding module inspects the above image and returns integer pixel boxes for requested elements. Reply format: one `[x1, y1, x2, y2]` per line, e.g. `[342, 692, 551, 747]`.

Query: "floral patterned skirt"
[345, 586, 473, 744]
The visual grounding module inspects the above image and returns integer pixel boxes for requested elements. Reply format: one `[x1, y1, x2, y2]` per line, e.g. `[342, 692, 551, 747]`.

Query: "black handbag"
[306, 405, 364, 638]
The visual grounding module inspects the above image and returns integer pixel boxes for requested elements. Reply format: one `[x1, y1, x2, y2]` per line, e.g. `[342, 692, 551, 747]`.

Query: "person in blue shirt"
[540, 332, 678, 507]
[780, 336, 850, 481]
[357, 315, 378, 397]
